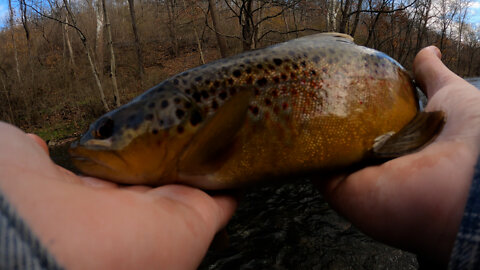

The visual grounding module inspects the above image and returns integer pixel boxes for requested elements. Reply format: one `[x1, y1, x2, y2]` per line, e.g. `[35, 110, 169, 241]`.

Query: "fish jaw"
[69, 131, 188, 185]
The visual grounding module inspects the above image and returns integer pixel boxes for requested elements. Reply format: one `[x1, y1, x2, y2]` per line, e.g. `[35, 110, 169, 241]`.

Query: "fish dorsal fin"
[320, 32, 354, 42]
[178, 89, 252, 174]
[372, 111, 445, 158]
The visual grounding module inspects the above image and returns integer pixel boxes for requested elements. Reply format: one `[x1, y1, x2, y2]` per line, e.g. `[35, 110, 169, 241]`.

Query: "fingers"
[413, 46, 459, 99]
[148, 185, 237, 232]
[26, 133, 49, 155]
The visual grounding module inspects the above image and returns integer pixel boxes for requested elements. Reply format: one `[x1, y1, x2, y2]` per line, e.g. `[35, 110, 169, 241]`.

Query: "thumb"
[413, 46, 460, 99]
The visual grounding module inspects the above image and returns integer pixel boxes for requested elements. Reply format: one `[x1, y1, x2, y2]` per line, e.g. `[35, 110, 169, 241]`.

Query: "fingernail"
[430, 46, 442, 59]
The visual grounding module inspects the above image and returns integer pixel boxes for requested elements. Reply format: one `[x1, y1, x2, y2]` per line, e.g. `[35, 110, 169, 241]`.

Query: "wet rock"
[199, 181, 418, 269]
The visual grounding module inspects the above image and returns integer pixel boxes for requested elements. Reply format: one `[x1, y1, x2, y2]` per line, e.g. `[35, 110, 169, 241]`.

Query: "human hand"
[319, 46, 480, 264]
[0, 122, 236, 270]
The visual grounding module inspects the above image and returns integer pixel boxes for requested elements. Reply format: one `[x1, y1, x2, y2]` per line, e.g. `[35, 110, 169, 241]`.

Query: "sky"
[0, 0, 480, 28]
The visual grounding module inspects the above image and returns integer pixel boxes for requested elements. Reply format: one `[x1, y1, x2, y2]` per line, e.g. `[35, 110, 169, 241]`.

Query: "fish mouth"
[69, 145, 130, 180]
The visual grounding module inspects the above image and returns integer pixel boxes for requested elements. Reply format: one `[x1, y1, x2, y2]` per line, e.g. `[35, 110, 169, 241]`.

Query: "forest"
[0, 0, 477, 141]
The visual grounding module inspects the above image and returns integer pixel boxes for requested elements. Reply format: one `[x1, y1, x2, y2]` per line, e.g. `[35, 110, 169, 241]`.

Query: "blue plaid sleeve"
[449, 156, 480, 269]
[0, 190, 63, 270]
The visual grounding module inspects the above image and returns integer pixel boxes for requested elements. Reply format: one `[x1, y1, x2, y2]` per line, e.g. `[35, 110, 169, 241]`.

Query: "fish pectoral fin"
[178, 88, 252, 174]
[372, 111, 445, 158]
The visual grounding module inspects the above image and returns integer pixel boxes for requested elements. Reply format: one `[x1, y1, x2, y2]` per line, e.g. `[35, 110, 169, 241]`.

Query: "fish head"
[69, 88, 205, 185]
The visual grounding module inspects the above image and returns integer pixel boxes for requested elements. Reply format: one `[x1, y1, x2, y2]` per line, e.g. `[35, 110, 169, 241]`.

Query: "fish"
[69, 33, 445, 189]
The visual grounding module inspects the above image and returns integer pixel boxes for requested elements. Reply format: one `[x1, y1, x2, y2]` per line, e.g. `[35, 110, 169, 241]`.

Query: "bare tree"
[165, 0, 179, 56]
[63, 0, 110, 111]
[127, 0, 145, 78]
[102, 0, 121, 106]
[208, 0, 228, 57]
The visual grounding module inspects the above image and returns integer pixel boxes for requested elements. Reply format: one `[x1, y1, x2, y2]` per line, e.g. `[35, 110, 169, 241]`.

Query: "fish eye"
[94, 118, 114, 139]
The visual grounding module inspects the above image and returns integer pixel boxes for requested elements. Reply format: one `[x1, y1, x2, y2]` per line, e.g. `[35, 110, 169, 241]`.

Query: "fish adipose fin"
[372, 111, 445, 158]
[178, 89, 252, 174]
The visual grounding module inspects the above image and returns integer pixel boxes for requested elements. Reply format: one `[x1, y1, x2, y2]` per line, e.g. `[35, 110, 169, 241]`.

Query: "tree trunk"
[182, 0, 205, 64]
[165, 0, 179, 56]
[241, 0, 255, 51]
[64, 14, 77, 69]
[94, 0, 105, 77]
[127, 0, 145, 78]
[338, 0, 352, 33]
[349, 0, 364, 37]
[208, 0, 228, 57]
[102, 0, 121, 107]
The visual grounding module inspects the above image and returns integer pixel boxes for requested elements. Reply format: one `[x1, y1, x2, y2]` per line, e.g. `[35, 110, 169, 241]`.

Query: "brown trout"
[70, 33, 444, 189]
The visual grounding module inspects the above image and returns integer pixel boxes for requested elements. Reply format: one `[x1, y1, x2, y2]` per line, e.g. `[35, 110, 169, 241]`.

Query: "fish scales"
[69, 33, 443, 189]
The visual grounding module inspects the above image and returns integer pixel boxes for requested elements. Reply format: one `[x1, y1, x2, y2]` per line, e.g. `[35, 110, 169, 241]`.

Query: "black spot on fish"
[311, 69, 317, 76]
[195, 76, 203, 82]
[185, 89, 191, 95]
[281, 73, 287, 80]
[174, 97, 181, 104]
[246, 76, 253, 85]
[300, 61, 306, 67]
[229, 87, 237, 96]
[176, 109, 185, 119]
[193, 92, 201, 102]
[322, 67, 328, 73]
[156, 86, 165, 93]
[152, 129, 159, 134]
[219, 91, 228, 100]
[254, 88, 260, 96]
[273, 58, 283, 66]
[201, 90, 209, 99]
[265, 98, 272, 106]
[290, 72, 297, 79]
[161, 100, 169, 108]
[205, 79, 211, 85]
[159, 119, 164, 126]
[190, 110, 202, 126]
[214, 81, 220, 88]
[209, 87, 216, 94]
[256, 77, 268, 87]
[268, 64, 275, 70]
[292, 63, 299, 70]
[173, 79, 179, 85]
[273, 76, 280, 83]
[312, 56, 320, 63]
[212, 100, 219, 110]
[177, 126, 184, 134]
[228, 78, 234, 85]
[185, 102, 192, 109]
[246, 67, 252, 74]
[256, 64, 263, 69]
[233, 70, 242, 78]
[145, 114, 154, 120]
[250, 106, 259, 116]
[148, 102, 155, 108]
[182, 79, 188, 85]
[272, 89, 278, 97]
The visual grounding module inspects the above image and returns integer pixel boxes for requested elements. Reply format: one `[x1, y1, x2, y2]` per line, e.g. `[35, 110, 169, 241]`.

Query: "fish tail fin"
[372, 111, 445, 158]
